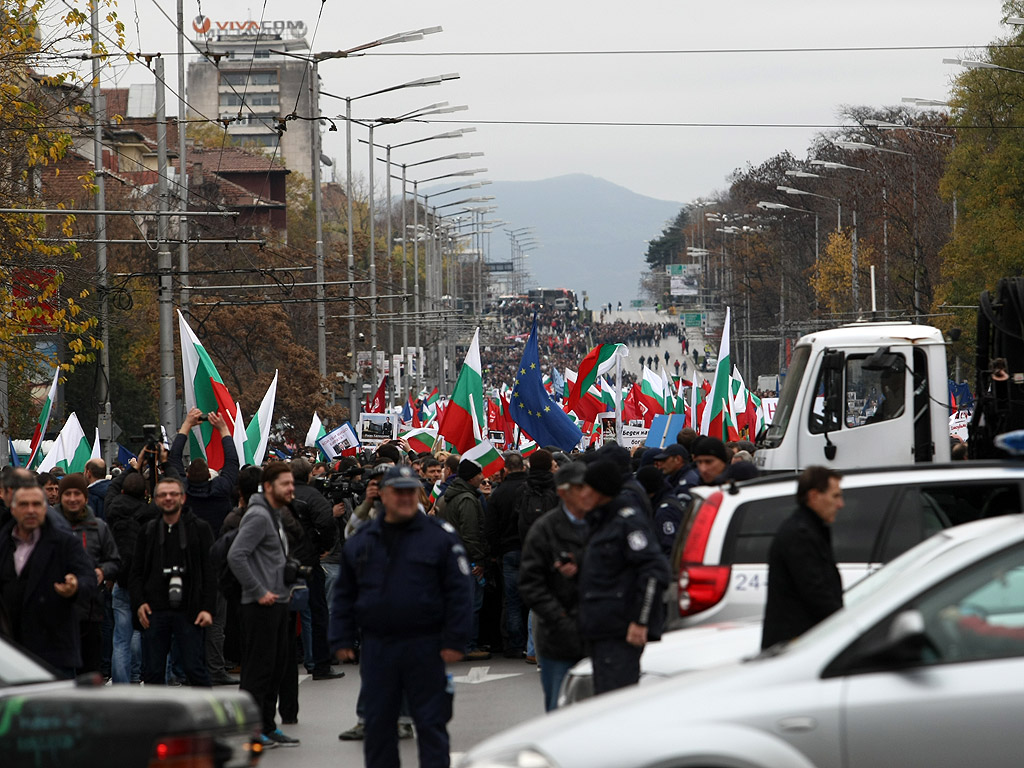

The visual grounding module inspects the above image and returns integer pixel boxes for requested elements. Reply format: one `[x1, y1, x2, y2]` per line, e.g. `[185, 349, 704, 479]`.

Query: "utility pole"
[155, 58, 176, 435]
[91, 3, 113, 465]
[310, 60, 327, 379]
[345, 96, 359, 422]
[176, 0, 190, 312]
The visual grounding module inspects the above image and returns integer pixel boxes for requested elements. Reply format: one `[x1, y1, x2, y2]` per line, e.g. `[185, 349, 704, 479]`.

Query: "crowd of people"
[479, 299, 686, 389]
[0, 402, 768, 765]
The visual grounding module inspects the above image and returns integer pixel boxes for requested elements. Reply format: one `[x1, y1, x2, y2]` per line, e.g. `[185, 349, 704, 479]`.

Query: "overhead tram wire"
[356, 43, 1024, 57]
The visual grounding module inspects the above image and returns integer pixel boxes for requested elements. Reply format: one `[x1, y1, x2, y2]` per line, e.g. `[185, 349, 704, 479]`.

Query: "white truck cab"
[757, 322, 951, 471]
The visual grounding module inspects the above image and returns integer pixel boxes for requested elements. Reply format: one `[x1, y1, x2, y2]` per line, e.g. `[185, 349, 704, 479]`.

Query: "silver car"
[459, 515, 1024, 768]
[557, 508, 1013, 706]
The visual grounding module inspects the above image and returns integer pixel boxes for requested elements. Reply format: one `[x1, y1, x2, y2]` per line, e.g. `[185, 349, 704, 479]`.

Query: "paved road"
[595, 307, 712, 385]
[259, 656, 546, 766]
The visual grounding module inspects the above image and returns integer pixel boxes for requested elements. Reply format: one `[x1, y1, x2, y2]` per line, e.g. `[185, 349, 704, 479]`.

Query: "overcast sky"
[102, 0, 1007, 204]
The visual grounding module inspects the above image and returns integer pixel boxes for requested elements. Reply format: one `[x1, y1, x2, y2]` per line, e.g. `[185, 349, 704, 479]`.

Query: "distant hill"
[481, 174, 682, 309]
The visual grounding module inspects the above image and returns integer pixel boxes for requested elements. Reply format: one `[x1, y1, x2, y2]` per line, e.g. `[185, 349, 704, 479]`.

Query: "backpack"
[516, 481, 559, 544]
[209, 527, 242, 602]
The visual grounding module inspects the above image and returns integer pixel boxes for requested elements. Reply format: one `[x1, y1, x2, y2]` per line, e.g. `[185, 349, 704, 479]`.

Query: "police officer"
[330, 464, 473, 768]
[579, 460, 671, 695]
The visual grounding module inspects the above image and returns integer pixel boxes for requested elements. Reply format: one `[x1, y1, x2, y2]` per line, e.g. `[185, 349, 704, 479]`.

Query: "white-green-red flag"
[700, 307, 733, 439]
[38, 412, 91, 474]
[463, 439, 505, 478]
[244, 371, 278, 466]
[399, 427, 438, 454]
[567, 343, 627, 412]
[178, 310, 237, 470]
[27, 366, 60, 470]
[232, 403, 248, 466]
[437, 329, 484, 454]
[305, 411, 328, 459]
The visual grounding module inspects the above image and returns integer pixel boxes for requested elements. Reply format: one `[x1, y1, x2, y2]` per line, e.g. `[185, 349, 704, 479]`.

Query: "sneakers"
[256, 734, 278, 751]
[338, 722, 365, 741]
[398, 723, 414, 740]
[465, 649, 492, 661]
[265, 729, 300, 747]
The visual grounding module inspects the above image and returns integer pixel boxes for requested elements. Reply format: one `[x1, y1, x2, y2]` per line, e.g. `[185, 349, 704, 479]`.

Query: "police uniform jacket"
[761, 504, 843, 649]
[579, 499, 671, 642]
[330, 511, 474, 653]
[518, 504, 588, 661]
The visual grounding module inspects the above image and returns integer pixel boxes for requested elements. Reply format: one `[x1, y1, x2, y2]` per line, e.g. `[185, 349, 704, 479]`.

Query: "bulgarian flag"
[38, 412, 92, 474]
[700, 307, 733, 439]
[244, 371, 278, 466]
[519, 439, 539, 457]
[564, 369, 604, 422]
[437, 328, 484, 455]
[305, 411, 327, 449]
[568, 343, 627, 411]
[178, 310, 236, 471]
[600, 376, 619, 412]
[463, 439, 505, 479]
[400, 427, 438, 454]
[633, 367, 666, 425]
[27, 366, 60, 470]
[232, 403, 248, 466]
[427, 481, 443, 505]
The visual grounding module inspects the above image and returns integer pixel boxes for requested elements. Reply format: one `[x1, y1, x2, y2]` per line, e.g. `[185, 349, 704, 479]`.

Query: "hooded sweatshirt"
[227, 493, 289, 606]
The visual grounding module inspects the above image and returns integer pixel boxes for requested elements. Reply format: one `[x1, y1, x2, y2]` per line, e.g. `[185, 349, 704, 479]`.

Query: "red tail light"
[678, 491, 730, 616]
[148, 735, 216, 768]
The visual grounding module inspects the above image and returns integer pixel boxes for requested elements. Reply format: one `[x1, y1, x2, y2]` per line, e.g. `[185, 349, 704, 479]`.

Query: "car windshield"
[0, 639, 56, 685]
[763, 346, 811, 445]
[757, 530, 958, 658]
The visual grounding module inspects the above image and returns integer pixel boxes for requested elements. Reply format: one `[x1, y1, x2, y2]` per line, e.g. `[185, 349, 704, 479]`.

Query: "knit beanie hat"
[457, 459, 482, 482]
[58, 473, 89, 499]
[691, 436, 729, 465]
[583, 460, 623, 499]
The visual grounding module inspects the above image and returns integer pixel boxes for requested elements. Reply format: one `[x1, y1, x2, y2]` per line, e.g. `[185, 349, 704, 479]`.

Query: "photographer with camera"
[128, 475, 215, 687]
[227, 461, 302, 749]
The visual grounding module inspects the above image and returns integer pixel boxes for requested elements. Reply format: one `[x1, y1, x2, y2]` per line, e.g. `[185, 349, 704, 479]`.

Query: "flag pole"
[615, 352, 623, 446]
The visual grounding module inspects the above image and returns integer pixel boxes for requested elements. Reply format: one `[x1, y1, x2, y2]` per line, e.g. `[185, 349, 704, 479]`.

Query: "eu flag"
[511, 317, 583, 451]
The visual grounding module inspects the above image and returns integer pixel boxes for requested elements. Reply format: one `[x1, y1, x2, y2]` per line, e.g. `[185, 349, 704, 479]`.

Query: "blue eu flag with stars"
[511, 317, 583, 451]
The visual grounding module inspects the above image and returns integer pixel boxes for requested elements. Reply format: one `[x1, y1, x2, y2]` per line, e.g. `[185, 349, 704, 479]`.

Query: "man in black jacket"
[0, 484, 97, 677]
[484, 452, 529, 658]
[518, 461, 591, 710]
[761, 466, 844, 650]
[579, 461, 670, 696]
[290, 457, 342, 680]
[129, 476, 216, 686]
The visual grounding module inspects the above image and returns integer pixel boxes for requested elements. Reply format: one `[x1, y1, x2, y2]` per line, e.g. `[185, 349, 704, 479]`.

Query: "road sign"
[630, 299, 644, 307]
[683, 312, 703, 327]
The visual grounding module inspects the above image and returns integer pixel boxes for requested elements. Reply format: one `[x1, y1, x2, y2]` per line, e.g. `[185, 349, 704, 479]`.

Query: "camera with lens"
[163, 565, 186, 609]
[284, 558, 313, 585]
[324, 468, 366, 505]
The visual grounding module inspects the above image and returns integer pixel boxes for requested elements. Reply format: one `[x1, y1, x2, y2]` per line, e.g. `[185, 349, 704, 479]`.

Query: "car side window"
[876, 489, 951, 563]
[830, 486, 891, 563]
[913, 544, 1024, 664]
[918, 483, 1022, 527]
[722, 486, 890, 565]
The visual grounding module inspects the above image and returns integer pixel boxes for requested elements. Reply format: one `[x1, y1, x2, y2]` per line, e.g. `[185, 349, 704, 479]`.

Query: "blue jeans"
[537, 655, 575, 711]
[323, 562, 339, 617]
[300, 604, 314, 672]
[501, 551, 526, 651]
[111, 584, 141, 684]
[527, 611, 535, 658]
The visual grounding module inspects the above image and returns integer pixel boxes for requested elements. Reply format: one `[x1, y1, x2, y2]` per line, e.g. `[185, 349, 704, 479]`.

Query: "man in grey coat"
[227, 461, 300, 750]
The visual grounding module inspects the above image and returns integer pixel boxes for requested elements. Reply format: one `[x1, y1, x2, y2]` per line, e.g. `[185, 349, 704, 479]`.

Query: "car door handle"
[777, 717, 817, 732]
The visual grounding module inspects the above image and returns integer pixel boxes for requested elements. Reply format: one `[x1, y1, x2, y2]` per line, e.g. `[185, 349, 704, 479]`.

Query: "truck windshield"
[764, 345, 811, 445]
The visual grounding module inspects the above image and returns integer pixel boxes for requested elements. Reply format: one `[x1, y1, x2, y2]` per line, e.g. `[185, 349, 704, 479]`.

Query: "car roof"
[689, 460, 1024, 501]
